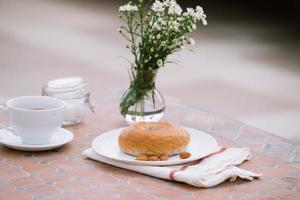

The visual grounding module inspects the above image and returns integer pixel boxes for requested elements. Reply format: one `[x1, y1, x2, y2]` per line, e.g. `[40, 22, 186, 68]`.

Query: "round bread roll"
[118, 121, 190, 156]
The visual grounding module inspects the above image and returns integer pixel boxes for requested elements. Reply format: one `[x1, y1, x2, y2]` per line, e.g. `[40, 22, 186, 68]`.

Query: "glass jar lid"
[43, 77, 89, 98]
[47, 77, 87, 92]
[42, 77, 95, 113]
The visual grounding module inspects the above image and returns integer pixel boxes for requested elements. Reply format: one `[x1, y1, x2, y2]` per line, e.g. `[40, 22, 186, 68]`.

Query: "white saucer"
[92, 127, 218, 166]
[0, 128, 74, 151]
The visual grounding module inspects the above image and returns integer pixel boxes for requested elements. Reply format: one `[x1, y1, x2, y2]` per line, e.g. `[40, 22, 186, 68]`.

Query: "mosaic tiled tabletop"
[0, 93, 299, 200]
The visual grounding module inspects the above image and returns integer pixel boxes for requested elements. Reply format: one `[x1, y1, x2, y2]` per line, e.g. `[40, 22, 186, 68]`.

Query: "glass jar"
[42, 77, 95, 125]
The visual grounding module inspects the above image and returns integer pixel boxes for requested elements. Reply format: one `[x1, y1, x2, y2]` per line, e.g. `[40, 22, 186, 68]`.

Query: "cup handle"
[0, 105, 17, 136]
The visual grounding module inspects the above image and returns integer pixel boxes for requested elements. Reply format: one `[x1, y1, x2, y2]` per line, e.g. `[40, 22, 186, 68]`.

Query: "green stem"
[120, 69, 157, 116]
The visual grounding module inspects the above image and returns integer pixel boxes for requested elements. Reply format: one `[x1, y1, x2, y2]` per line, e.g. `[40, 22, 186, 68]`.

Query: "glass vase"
[120, 68, 165, 124]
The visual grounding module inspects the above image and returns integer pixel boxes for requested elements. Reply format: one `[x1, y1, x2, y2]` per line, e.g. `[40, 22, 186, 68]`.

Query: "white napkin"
[83, 147, 262, 187]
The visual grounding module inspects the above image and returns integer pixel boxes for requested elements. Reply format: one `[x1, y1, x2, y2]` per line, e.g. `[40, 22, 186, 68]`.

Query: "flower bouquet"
[118, 0, 207, 123]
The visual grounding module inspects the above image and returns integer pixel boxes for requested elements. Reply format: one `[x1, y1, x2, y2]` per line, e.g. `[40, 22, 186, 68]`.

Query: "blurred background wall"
[0, 0, 299, 142]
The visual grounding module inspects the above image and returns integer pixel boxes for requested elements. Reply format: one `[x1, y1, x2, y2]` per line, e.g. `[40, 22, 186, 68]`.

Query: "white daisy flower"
[192, 24, 197, 30]
[168, 3, 182, 15]
[186, 8, 196, 18]
[119, 3, 138, 12]
[151, 0, 164, 12]
[195, 6, 207, 25]
[196, 6, 204, 15]
[172, 21, 180, 31]
[157, 59, 163, 67]
[202, 19, 207, 25]
[163, 0, 173, 6]
[153, 22, 161, 31]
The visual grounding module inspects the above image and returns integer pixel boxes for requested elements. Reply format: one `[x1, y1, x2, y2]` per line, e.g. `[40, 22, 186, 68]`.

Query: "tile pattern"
[0, 93, 299, 200]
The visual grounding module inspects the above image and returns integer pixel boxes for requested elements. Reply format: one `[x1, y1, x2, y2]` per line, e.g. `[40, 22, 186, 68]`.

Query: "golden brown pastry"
[118, 121, 190, 156]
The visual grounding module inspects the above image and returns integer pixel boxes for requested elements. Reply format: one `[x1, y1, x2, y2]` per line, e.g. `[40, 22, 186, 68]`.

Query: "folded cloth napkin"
[83, 147, 262, 187]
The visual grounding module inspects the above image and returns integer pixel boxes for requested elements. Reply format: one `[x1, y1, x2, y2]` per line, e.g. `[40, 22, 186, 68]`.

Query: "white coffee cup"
[0, 96, 65, 145]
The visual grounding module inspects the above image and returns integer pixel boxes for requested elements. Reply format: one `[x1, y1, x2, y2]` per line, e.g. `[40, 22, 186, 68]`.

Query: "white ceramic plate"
[92, 127, 217, 166]
[0, 128, 74, 151]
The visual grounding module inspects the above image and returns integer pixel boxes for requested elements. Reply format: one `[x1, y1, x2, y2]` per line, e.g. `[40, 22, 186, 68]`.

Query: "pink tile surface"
[0, 92, 299, 199]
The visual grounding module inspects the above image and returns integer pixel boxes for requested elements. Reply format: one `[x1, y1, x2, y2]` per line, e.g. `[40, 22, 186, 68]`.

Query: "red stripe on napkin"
[169, 147, 227, 181]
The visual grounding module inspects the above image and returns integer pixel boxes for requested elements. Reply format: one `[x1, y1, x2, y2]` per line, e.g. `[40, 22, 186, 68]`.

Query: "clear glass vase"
[120, 68, 165, 124]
